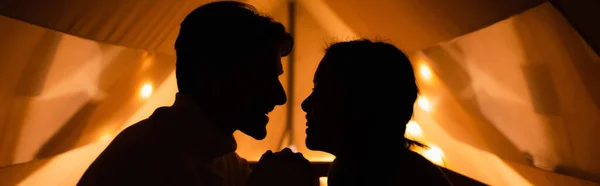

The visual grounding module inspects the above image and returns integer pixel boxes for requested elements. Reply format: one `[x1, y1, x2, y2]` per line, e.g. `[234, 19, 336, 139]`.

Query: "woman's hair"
[321, 39, 424, 148]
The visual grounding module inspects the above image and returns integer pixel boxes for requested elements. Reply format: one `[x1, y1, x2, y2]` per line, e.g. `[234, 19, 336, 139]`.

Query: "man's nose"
[274, 81, 287, 105]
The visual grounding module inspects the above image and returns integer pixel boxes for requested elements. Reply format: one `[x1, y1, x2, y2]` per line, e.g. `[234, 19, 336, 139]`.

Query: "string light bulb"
[140, 83, 153, 99]
[99, 133, 112, 142]
[423, 145, 445, 166]
[419, 63, 433, 81]
[417, 96, 432, 112]
[406, 121, 423, 140]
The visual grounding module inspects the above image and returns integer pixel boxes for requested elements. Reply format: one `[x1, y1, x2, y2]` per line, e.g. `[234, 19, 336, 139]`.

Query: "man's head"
[174, 1, 293, 140]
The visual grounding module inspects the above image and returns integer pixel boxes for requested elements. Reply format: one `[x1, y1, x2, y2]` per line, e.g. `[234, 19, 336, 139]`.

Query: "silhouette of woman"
[302, 39, 453, 186]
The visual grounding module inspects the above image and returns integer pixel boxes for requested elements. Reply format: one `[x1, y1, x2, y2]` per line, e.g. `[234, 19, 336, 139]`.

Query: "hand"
[246, 148, 318, 186]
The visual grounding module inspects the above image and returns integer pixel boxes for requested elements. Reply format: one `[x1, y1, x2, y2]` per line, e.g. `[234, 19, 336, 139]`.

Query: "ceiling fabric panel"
[1, 0, 543, 54]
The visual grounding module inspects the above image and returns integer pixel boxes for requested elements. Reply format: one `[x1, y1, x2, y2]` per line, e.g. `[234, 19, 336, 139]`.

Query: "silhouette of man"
[78, 1, 293, 185]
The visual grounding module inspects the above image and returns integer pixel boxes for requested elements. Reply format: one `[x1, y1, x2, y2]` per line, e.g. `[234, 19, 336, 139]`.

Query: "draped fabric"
[0, 0, 187, 55]
[0, 14, 176, 168]
[0, 0, 543, 54]
[416, 3, 600, 182]
[1, 0, 599, 185]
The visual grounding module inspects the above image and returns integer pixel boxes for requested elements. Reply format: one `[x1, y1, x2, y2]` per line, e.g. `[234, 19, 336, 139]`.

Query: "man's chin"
[239, 127, 267, 140]
[305, 137, 318, 150]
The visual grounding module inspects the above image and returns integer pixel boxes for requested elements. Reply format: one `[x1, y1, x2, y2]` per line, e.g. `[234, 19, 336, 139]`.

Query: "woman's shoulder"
[404, 150, 438, 167]
[400, 150, 454, 186]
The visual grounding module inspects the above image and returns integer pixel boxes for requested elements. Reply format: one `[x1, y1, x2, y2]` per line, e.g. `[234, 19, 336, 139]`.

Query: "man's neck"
[168, 93, 238, 158]
[178, 93, 238, 134]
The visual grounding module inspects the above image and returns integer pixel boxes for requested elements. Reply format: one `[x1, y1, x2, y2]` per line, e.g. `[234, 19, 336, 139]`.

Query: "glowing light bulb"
[140, 83, 153, 99]
[319, 177, 328, 186]
[406, 121, 423, 140]
[99, 134, 112, 142]
[419, 64, 432, 81]
[417, 96, 432, 112]
[423, 145, 444, 166]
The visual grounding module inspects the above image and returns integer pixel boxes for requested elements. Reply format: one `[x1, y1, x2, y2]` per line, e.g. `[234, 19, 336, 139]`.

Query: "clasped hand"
[246, 148, 318, 186]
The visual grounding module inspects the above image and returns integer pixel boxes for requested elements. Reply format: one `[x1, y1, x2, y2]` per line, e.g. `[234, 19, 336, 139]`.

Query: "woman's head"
[302, 39, 418, 156]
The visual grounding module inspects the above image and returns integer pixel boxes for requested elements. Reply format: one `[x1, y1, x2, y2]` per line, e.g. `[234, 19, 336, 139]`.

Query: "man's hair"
[174, 1, 293, 92]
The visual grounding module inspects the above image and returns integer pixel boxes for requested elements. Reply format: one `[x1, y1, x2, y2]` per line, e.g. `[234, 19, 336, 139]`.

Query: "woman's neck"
[329, 147, 408, 186]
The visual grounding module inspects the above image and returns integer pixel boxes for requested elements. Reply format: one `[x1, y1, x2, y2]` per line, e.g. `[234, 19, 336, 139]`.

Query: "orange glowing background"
[1, 0, 599, 185]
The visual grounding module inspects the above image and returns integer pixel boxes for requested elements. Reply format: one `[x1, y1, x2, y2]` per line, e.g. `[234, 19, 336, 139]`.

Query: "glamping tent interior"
[1, 0, 600, 185]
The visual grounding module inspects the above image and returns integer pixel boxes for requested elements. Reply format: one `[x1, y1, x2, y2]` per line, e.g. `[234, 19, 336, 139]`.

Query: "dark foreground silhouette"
[77, 1, 313, 186]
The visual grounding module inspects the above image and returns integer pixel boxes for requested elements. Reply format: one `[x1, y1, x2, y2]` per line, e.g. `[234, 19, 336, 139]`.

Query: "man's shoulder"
[78, 118, 179, 185]
[114, 119, 157, 145]
[98, 119, 157, 157]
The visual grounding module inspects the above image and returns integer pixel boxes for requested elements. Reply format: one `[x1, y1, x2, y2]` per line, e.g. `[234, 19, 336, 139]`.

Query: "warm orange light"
[99, 134, 112, 142]
[288, 144, 298, 153]
[309, 154, 336, 162]
[405, 121, 423, 140]
[141, 56, 153, 71]
[140, 83, 153, 99]
[423, 145, 444, 166]
[417, 96, 432, 112]
[419, 63, 432, 81]
[319, 177, 328, 186]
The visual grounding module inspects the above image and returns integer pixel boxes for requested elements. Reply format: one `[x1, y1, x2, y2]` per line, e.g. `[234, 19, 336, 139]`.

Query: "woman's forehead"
[314, 53, 346, 82]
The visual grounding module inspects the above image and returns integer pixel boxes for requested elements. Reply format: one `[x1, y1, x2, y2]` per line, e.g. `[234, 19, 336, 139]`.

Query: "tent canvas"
[0, 0, 599, 185]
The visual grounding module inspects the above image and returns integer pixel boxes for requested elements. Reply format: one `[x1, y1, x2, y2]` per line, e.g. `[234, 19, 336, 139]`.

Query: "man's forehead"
[251, 55, 284, 75]
[243, 43, 285, 75]
[270, 45, 284, 75]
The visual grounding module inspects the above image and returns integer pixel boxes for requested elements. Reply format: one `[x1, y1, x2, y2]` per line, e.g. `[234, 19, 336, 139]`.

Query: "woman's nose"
[301, 94, 312, 112]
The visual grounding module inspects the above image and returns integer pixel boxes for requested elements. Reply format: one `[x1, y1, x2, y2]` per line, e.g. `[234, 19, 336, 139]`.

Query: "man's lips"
[262, 106, 276, 115]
